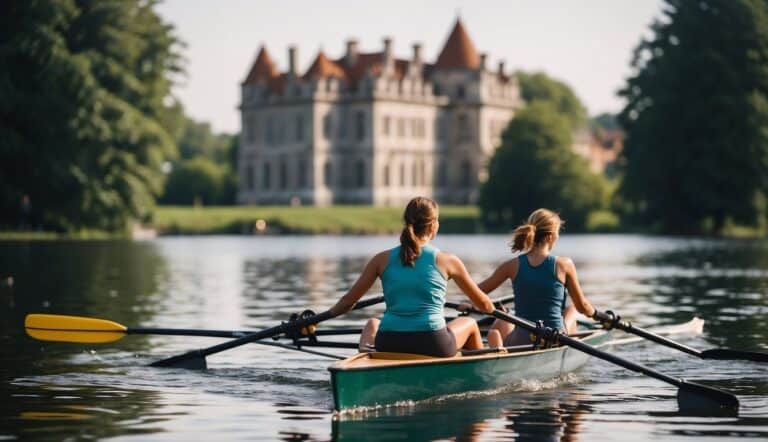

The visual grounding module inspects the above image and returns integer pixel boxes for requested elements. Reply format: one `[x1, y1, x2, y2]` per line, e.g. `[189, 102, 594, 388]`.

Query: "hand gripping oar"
[149, 295, 384, 369]
[445, 303, 739, 415]
[593, 310, 768, 363]
[24, 314, 365, 344]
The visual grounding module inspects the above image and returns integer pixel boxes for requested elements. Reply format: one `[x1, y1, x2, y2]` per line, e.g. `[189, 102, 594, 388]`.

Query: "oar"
[149, 295, 384, 369]
[24, 315, 365, 344]
[593, 310, 768, 362]
[445, 303, 739, 415]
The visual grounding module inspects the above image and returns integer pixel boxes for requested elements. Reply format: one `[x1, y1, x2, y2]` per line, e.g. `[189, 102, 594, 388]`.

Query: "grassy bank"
[151, 205, 480, 235]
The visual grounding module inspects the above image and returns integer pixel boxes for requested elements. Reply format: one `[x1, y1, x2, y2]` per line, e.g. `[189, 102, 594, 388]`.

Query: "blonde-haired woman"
[330, 196, 494, 356]
[480, 208, 598, 348]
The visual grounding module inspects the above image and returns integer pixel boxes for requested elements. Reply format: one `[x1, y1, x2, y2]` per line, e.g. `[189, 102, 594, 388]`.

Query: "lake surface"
[1, 234, 766, 441]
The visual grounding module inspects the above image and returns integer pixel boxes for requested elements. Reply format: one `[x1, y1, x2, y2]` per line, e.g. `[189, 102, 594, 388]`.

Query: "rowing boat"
[329, 318, 704, 411]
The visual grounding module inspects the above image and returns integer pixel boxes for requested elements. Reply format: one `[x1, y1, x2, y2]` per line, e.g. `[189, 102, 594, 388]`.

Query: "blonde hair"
[399, 197, 439, 266]
[510, 208, 563, 252]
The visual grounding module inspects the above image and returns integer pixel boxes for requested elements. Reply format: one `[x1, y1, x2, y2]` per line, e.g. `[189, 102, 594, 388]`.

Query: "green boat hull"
[329, 330, 612, 410]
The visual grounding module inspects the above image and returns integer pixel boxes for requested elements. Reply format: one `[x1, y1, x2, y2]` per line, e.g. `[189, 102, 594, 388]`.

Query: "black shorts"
[375, 327, 457, 357]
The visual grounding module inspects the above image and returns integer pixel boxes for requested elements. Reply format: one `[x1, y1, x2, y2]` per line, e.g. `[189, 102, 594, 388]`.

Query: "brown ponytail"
[399, 197, 438, 266]
[510, 208, 563, 253]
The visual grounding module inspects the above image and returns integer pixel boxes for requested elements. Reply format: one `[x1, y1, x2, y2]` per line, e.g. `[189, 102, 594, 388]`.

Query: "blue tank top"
[513, 254, 566, 330]
[379, 245, 448, 332]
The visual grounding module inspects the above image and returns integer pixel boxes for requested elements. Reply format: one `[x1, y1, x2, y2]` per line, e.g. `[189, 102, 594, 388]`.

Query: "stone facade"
[238, 19, 523, 206]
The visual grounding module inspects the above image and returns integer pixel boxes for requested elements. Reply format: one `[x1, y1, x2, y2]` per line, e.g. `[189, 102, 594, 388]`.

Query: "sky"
[155, 0, 664, 134]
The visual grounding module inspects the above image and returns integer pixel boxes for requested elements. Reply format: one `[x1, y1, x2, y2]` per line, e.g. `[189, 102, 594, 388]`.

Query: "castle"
[237, 19, 523, 206]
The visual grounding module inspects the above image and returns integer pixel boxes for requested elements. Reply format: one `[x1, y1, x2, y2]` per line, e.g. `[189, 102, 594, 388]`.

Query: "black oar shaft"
[128, 328, 246, 338]
[594, 311, 768, 363]
[150, 295, 384, 368]
[490, 310, 682, 387]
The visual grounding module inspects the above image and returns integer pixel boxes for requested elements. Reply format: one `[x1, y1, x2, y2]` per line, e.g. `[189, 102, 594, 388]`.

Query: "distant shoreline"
[0, 205, 619, 239]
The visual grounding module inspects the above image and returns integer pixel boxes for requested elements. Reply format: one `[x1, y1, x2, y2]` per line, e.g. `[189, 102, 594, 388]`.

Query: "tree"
[480, 102, 606, 230]
[618, 0, 768, 234]
[0, 1, 182, 231]
[516, 71, 588, 130]
[177, 116, 236, 164]
[161, 158, 235, 205]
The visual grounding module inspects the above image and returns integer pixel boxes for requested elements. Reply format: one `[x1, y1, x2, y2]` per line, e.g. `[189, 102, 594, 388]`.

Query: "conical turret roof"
[434, 18, 480, 69]
[243, 45, 279, 84]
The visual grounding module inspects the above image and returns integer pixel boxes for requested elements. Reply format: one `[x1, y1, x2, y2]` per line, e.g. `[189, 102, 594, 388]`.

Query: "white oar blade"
[25, 314, 127, 344]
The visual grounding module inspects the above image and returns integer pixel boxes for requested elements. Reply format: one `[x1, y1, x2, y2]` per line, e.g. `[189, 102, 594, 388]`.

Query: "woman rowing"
[479, 208, 598, 348]
[330, 196, 494, 357]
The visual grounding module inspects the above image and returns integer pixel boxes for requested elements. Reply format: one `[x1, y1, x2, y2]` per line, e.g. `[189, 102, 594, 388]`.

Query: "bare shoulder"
[371, 249, 392, 272]
[436, 250, 461, 266]
[556, 256, 576, 272]
[504, 258, 520, 272]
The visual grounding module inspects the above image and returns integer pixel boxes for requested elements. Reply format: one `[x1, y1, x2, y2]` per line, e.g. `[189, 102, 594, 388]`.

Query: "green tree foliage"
[177, 117, 235, 164]
[161, 116, 238, 205]
[618, 0, 768, 234]
[516, 71, 588, 130]
[0, 0, 182, 231]
[480, 102, 607, 230]
[161, 158, 236, 206]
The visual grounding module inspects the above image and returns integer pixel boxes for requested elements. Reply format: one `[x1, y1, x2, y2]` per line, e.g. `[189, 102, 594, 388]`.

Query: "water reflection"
[332, 392, 592, 441]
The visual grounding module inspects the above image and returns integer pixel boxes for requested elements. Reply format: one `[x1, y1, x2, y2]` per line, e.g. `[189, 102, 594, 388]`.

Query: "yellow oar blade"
[25, 314, 127, 344]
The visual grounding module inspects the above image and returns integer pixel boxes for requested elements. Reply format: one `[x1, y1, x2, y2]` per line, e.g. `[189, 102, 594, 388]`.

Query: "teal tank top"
[513, 254, 566, 330]
[379, 245, 448, 332]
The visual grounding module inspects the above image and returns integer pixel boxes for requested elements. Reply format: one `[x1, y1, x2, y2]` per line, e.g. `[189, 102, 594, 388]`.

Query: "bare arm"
[440, 253, 494, 313]
[560, 257, 596, 317]
[477, 259, 518, 294]
[329, 251, 387, 316]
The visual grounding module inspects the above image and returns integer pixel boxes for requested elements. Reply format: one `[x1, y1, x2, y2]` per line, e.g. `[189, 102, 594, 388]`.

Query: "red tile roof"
[435, 18, 480, 69]
[303, 50, 348, 81]
[335, 52, 409, 86]
[243, 46, 279, 84]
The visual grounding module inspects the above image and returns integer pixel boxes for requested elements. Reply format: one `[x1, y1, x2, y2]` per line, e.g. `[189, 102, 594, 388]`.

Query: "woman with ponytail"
[478, 208, 598, 348]
[330, 196, 495, 357]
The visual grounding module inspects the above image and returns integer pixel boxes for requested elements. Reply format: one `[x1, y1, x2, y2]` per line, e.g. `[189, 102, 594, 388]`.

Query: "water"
[1, 235, 766, 440]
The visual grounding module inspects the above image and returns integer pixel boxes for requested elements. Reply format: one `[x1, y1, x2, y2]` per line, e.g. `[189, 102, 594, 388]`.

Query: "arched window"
[383, 164, 390, 187]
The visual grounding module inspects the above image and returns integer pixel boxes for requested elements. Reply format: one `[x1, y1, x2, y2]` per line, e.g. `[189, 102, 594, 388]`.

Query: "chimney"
[345, 39, 359, 66]
[479, 53, 487, 70]
[382, 37, 393, 72]
[498, 60, 506, 77]
[288, 46, 298, 76]
[412, 43, 422, 65]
